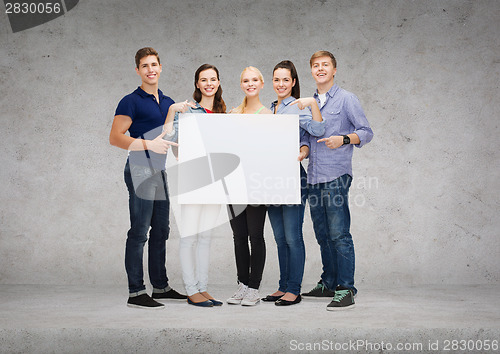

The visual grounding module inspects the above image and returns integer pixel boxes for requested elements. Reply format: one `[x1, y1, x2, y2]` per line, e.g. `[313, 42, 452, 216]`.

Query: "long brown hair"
[273, 60, 300, 99]
[193, 64, 226, 113]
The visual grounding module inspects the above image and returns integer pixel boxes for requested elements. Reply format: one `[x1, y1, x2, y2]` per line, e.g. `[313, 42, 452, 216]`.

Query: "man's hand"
[317, 135, 343, 149]
[145, 130, 179, 154]
[171, 100, 197, 113]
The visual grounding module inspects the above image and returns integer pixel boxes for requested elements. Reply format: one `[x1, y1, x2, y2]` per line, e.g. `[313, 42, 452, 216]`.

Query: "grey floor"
[0, 284, 499, 353]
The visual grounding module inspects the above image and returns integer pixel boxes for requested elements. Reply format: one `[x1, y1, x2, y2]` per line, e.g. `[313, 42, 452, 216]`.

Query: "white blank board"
[177, 113, 300, 204]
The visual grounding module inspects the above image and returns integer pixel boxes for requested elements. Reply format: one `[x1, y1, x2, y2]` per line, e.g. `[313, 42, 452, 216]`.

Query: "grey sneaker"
[227, 283, 248, 305]
[302, 281, 335, 297]
[241, 287, 260, 306]
[326, 286, 355, 311]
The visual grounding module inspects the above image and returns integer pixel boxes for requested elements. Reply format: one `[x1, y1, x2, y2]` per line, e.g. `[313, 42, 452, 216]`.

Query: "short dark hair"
[309, 50, 337, 68]
[135, 47, 160, 68]
[273, 60, 300, 99]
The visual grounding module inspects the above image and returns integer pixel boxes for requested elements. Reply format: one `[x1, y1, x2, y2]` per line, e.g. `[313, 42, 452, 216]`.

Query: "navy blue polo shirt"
[115, 87, 175, 169]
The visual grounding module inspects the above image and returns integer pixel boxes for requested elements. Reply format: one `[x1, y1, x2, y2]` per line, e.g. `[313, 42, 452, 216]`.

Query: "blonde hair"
[232, 66, 264, 114]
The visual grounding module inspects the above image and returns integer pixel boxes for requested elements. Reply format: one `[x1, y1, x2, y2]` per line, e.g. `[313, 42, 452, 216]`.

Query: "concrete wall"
[0, 0, 498, 290]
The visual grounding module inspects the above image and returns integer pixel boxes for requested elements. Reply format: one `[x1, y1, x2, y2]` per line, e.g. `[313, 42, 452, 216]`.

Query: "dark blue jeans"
[267, 165, 307, 295]
[124, 161, 170, 295]
[308, 174, 357, 294]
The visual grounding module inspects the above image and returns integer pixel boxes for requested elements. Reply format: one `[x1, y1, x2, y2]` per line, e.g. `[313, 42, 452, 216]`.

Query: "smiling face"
[273, 68, 296, 100]
[240, 68, 264, 97]
[135, 55, 162, 86]
[196, 68, 220, 98]
[311, 56, 336, 89]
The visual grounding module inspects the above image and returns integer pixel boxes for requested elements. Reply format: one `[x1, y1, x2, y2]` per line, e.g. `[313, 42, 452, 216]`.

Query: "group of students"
[109, 47, 373, 312]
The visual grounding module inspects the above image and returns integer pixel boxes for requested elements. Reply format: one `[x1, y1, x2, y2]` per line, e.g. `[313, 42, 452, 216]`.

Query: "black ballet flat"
[209, 298, 223, 306]
[261, 294, 283, 302]
[187, 298, 214, 307]
[275, 295, 301, 306]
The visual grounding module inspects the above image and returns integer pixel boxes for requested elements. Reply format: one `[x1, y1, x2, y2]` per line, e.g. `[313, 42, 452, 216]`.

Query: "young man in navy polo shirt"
[300, 50, 374, 310]
[110, 47, 191, 309]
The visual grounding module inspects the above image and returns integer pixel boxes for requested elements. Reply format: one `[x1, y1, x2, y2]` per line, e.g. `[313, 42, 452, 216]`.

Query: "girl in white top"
[178, 64, 227, 307]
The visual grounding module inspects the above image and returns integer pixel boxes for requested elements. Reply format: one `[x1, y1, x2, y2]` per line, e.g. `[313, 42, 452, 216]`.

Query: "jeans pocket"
[130, 164, 153, 195]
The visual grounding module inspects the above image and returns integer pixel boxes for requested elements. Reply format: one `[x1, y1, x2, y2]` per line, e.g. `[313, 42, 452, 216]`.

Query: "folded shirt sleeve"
[345, 93, 374, 148]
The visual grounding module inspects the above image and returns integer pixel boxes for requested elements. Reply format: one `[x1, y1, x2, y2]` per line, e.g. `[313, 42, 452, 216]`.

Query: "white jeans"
[179, 204, 221, 296]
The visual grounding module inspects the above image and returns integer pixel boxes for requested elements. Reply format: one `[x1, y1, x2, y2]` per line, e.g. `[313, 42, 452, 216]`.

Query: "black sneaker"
[152, 288, 187, 301]
[326, 286, 355, 311]
[127, 294, 165, 309]
[301, 280, 335, 297]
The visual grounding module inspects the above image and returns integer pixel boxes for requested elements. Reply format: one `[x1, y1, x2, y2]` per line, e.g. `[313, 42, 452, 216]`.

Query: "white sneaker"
[227, 283, 248, 304]
[241, 287, 260, 306]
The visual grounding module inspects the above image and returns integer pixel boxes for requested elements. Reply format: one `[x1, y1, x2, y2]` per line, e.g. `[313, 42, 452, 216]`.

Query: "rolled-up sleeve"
[345, 94, 373, 148]
[162, 111, 179, 143]
[299, 108, 326, 137]
[300, 129, 311, 149]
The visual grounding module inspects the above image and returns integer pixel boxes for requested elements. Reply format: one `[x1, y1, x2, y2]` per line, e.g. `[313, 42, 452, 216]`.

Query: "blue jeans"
[308, 174, 357, 294]
[267, 165, 307, 295]
[124, 161, 170, 294]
